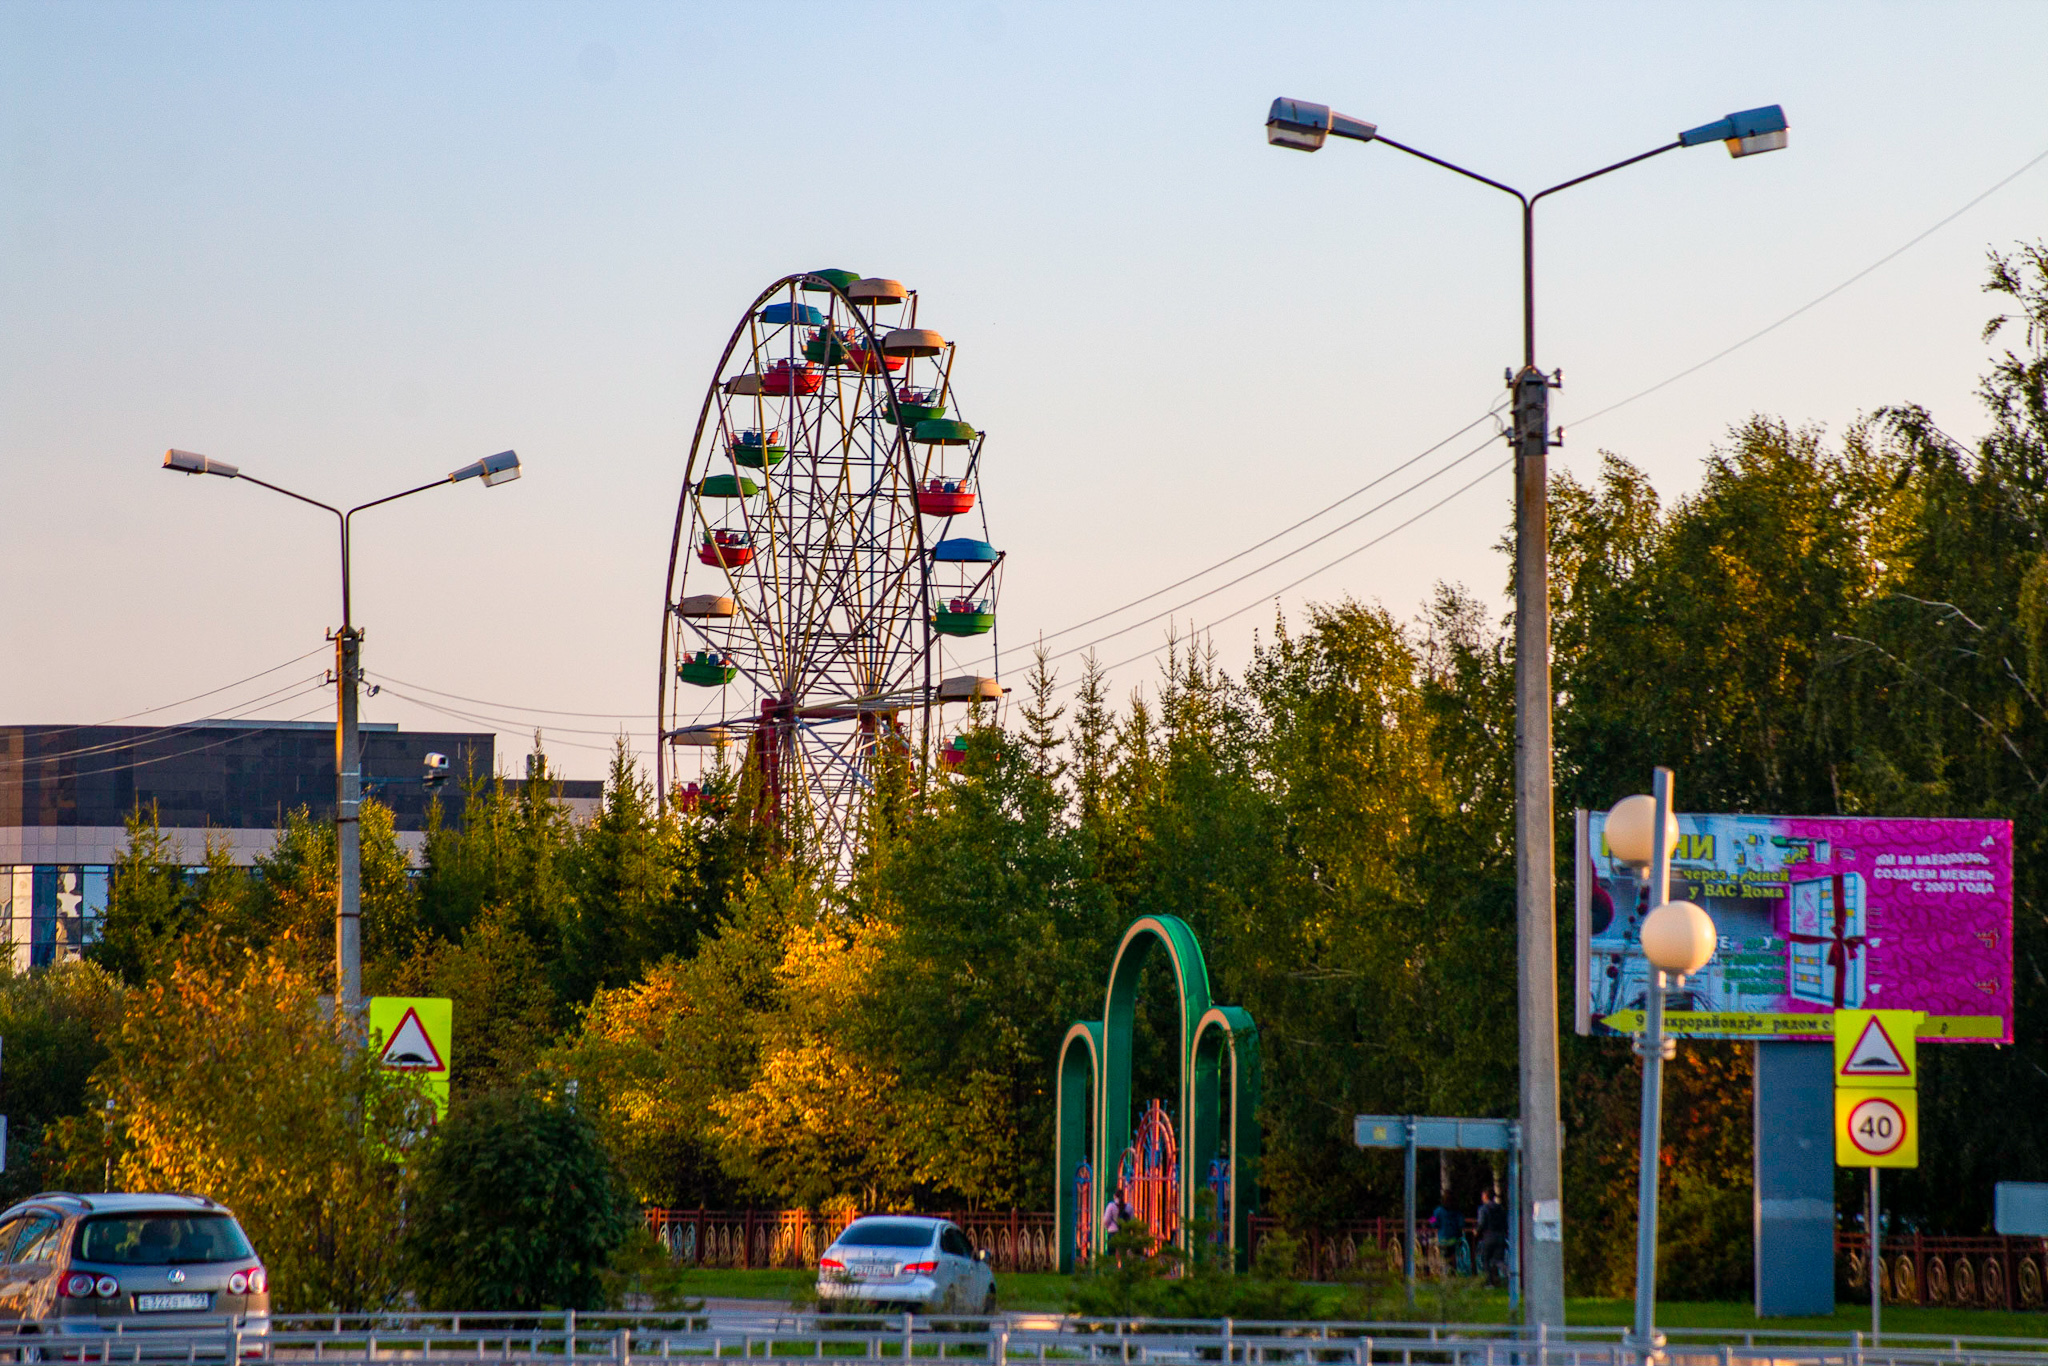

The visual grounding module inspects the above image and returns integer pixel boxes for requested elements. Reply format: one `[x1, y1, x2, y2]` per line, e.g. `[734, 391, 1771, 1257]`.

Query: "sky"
[6, 1, 2048, 780]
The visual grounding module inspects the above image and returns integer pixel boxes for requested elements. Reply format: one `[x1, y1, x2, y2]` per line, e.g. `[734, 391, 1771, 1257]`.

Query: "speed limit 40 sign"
[1836, 1087, 1919, 1167]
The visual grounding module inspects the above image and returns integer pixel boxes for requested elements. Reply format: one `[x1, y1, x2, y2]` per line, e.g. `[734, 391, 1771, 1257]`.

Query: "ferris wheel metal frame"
[656, 271, 1003, 875]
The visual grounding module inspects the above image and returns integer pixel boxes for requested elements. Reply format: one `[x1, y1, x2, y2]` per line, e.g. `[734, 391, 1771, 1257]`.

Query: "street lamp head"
[1266, 97, 1377, 153]
[1678, 104, 1788, 158]
[1640, 900, 1717, 975]
[1605, 793, 1677, 868]
[162, 449, 239, 478]
[449, 449, 521, 488]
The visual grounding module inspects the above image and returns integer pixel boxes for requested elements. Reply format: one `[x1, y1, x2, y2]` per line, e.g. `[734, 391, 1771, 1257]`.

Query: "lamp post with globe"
[1605, 769, 1718, 1363]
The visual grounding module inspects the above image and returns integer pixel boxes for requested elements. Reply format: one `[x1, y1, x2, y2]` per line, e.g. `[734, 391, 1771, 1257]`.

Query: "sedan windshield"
[76, 1214, 254, 1265]
[835, 1221, 936, 1249]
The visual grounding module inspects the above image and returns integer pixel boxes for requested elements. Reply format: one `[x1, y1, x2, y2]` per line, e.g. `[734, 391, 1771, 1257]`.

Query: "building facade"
[1, 720, 600, 970]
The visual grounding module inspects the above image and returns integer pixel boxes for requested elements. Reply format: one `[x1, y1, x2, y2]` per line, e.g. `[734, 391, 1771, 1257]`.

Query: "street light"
[1607, 769, 1716, 1365]
[160, 446, 522, 1024]
[1265, 96, 1784, 1330]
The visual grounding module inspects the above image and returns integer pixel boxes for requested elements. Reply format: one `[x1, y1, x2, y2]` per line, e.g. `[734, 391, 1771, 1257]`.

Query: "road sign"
[1995, 1182, 2048, 1236]
[1354, 1115, 1514, 1151]
[1834, 1009, 1918, 1086]
[1354, 1116, 1523, 1313]
[1836, 1088, 1918, 1167]
[368, 997, 452, 1118]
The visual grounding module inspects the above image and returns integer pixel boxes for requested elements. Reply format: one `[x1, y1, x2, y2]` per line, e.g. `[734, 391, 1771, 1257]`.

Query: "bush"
[402, 1087, 633, 1310]
[1067, 1208, 1318, 1321]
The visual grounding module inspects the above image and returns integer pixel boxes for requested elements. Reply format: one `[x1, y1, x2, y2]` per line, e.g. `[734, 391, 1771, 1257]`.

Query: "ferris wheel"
[657, 270, 1007, 874]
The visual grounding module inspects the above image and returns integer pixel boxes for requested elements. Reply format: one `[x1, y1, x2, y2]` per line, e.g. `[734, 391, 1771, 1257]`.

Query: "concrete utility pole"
[1265, 97, 1789, 1330]
[334, 623, 364, 1014]
[162, 447, 522, 1025]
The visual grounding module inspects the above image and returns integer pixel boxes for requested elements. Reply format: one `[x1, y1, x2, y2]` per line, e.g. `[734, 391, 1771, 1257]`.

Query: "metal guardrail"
[10, 1314, 2048, 1366]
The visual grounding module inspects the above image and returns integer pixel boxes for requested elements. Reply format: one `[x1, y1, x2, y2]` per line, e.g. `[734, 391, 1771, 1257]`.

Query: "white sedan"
[816, 1216, 996, 1315]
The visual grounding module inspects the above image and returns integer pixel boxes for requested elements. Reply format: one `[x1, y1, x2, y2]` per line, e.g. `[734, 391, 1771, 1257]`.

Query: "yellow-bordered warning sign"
[1836, 1087, 1919, 1167]
[1833, 1009, 1920, 1088]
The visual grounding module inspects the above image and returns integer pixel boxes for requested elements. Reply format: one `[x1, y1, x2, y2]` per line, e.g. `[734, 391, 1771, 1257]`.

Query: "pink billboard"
[1574, 812, 2013, 1042]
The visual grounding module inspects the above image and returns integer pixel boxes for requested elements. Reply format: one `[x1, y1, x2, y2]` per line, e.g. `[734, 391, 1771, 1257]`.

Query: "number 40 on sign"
[1835, 1088, 1918, 1167]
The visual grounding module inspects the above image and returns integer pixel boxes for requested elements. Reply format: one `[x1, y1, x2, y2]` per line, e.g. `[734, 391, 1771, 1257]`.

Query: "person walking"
[1476, 1188, 1510, 1287]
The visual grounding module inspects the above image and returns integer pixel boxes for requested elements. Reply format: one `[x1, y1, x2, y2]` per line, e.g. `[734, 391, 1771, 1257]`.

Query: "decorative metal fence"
[644, 1209, 1062, 1273]
[1840, 1233, 2048, 1311]
[640, 1208, 2047, 1312]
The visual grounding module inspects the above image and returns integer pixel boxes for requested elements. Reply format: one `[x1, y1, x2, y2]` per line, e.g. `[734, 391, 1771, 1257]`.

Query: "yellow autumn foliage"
[50, 944, 434, 1312]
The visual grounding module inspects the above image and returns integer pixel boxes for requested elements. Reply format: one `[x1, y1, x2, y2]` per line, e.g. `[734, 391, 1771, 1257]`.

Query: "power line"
[373, 687, 657, 755]
[1033, 399, 1508, 646]
[1022, 140, 2048, 694]
[0, 674, 331, 769]
[1036, 422, 1508, 670]
[364, 672, 657, 720]
[2, 646, 330, 748]
[1573, 140, 2048, 429]
[1071, 454, 1515, 689]
[51, 691, 335, 782]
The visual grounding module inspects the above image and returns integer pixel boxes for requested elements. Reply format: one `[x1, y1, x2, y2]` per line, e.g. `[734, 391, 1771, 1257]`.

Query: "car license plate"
[850, 1262, 889, 1282]
[136, 1293, 211, 1312]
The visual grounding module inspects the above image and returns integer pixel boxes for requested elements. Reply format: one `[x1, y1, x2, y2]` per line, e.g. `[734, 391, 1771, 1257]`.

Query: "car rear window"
[835, 1220, 936, 1248]
[76, 1214, 253, 1265]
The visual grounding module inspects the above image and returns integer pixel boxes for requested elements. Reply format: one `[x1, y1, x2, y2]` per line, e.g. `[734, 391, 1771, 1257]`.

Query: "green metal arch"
[1100, 916, 1213, 1240]
[1055, 1022, 1102, 1274]
[1192, 1005, 1262, 1268]
[1058, 916, 1259, 1273]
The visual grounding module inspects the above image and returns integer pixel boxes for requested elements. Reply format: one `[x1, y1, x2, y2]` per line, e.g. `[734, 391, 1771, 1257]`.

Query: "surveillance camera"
[423, 752, 450, 790]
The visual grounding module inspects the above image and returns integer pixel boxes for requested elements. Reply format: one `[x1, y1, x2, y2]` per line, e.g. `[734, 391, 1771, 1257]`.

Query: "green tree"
[401, 1087, 632, 1311]
[0, 960, 124, 1203]
[557, 740, 706, 1003]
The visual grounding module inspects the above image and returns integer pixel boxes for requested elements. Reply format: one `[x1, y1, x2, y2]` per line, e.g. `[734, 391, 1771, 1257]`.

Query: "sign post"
[1357, 1115, 1520, 1311]
[1833, 1008, 1919, 1341]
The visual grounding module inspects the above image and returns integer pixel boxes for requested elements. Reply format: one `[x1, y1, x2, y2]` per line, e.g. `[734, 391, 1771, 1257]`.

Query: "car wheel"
[981, 1287, 997, 1316]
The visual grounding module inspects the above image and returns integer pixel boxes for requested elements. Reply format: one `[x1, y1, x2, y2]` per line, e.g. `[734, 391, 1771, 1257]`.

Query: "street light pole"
[1606, 776, 1718, 1365]
[1266, 97, 1787, 1330]
[162, 447, 521, 1024]
[1632, 768, 1679, 1364]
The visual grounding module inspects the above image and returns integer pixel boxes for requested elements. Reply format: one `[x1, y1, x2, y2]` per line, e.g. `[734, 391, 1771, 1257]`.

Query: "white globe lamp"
[1605, 793, 1677, 868]
[1640, 900, 1717, 976]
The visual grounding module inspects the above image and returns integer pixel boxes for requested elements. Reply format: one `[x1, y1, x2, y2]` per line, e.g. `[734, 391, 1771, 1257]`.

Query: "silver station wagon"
[0, 1192, 269, 1355]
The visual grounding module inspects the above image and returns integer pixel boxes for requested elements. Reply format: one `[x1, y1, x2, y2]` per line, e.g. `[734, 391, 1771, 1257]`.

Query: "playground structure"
[658, 272, 1006, 876]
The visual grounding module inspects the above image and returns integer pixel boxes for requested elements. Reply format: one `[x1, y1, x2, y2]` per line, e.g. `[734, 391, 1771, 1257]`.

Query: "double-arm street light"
[1606, 773, 1718, 1364]
[162, 446, 522, 1021]
[1265, 97, 1786, 1329]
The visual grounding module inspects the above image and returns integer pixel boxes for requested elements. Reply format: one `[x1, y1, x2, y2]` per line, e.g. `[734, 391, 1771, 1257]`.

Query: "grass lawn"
[1568, 1298, 2048, 1341]
[653, 1270, 2048, 1341]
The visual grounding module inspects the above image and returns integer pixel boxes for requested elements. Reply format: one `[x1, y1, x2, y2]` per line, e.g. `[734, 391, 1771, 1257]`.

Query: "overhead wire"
[10, 645, 330, 741]
[1032, 399, 1509, 646]
[1032, 419, 1510, 670]
[371, 686, 658, 755]
[0, 673, 332, 769]
[1570, 139, 2048, 429]
[46, 690, 335, 782]
[363, 672, 657, 721]
[1029, 135, 2048, 690]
